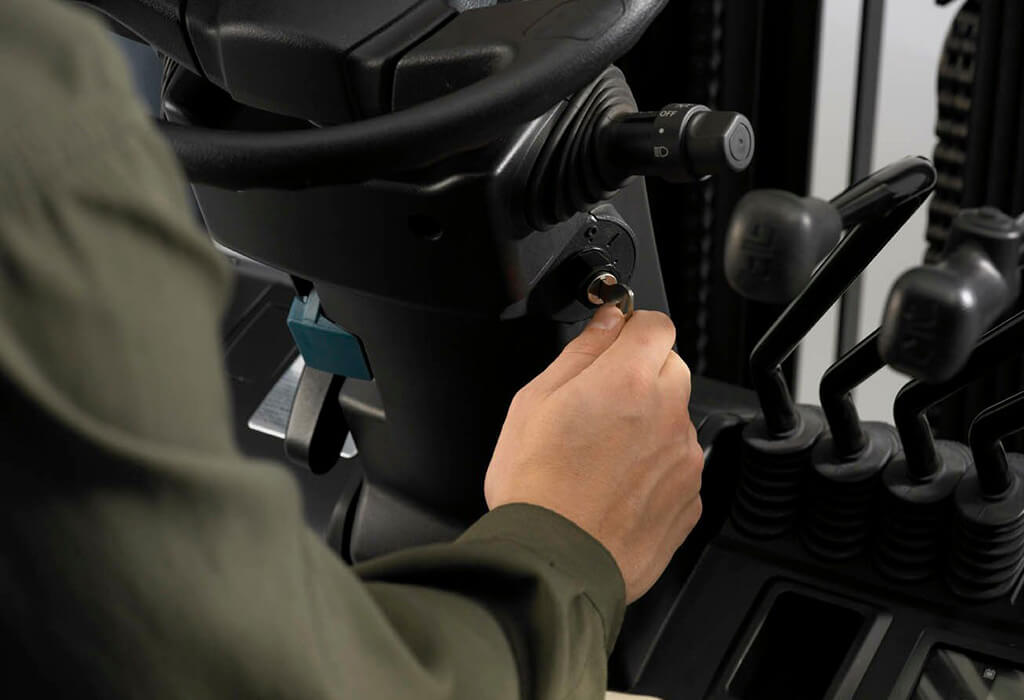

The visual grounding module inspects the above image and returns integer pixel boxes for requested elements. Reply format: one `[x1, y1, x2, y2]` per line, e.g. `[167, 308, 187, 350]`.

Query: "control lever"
[876, 309, 1024, 581]
[880, 207, 1023, 382]
[802, 331, 900, 560]
[723, 157, 936, 538]
[804, 210, 1020, 559]
[285, 365, 348, 474]
[947, 391, 1024, 599]
[525, 80, 757, 230]
[600, 104, 755, 183]
[724, 191, 843, 305]
[743, 157, 936, 438]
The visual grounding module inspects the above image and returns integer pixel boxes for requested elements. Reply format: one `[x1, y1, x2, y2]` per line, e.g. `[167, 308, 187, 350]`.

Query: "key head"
[604, 283, 636, 318]
[585, 273, 635, 318]
[724, 190, 843, 304]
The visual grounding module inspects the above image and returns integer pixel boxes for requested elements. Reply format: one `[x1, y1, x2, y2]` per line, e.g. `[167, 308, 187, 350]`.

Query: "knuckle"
[621, 364, 654, 394]
[691, 439, 706, 472]
[629, 325, 656, 351]
[559, 380, 591, 409]
[673, 440, 704, 491]
[676, 355, 692, 384]
[643, 311, 676, 343]
[510, 385, 535, 410]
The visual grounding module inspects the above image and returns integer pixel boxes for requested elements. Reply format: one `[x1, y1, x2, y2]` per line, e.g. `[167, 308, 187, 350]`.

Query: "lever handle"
[285, 365, 348, 474]
[968, 390, 1024, 496]
[724, 190, 843, 304]
[721, 157, 935, 438]
[880, 207, 1022, 382]
[600, 104, 754, 183]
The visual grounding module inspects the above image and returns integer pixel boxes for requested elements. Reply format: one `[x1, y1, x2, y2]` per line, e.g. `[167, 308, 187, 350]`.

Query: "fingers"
[596, 310, 677, 377]
[531, 304, 626, 393]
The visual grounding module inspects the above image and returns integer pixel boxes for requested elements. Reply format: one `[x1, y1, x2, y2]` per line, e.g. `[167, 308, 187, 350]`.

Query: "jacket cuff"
[458, 503, 626, 650]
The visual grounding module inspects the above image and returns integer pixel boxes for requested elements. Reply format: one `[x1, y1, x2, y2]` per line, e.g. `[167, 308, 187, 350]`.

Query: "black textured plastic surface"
[524, 68, 638, 230]
[874, 440, 972, 582]
[159, 0, 670, 188]
[880, 208, 1022, 383]
[947, 454, 1024, 600]
[527, 207, 639, 322]
[802, 422, 899, 561]
[732, 406, 825, 538]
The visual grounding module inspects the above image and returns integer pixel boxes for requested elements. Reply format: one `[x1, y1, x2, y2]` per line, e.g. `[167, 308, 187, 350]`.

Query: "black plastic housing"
[165, 66, 671, 560]
[880, 207, 1022, 382]
[86, 0, 674, 188]
[724, 190, 842, 305]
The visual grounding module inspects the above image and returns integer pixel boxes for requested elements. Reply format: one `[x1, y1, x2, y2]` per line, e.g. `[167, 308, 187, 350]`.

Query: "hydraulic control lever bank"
[86, 2, 1022, 697]
[620, 175, 1024, 699]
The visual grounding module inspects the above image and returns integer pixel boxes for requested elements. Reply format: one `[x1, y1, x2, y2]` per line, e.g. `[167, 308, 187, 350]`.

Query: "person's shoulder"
[1, 0, 141, 126]
[0, 0, 156, 194]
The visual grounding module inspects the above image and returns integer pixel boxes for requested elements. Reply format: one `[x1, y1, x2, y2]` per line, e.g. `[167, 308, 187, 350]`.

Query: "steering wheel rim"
[160, 0, 668, 189]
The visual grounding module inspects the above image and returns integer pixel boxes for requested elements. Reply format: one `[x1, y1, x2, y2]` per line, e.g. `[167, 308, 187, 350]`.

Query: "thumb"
[532, 304, 626, 394]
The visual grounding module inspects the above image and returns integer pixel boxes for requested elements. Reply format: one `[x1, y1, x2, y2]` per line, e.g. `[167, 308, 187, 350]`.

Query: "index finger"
[592, 310, 677, 376]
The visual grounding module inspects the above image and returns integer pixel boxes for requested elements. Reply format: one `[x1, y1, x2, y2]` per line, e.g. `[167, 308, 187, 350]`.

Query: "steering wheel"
[87, 0, 669, 189]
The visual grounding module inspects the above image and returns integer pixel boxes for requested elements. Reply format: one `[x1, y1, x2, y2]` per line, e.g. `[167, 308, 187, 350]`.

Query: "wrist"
[460, 503, 627, 650]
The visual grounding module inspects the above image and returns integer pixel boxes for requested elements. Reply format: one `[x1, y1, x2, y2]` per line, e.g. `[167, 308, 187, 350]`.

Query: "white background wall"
[796, 0, 963, 422]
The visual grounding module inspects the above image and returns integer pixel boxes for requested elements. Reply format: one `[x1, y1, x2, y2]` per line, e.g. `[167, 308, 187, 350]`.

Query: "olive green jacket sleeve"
[0, 2, 626, 698]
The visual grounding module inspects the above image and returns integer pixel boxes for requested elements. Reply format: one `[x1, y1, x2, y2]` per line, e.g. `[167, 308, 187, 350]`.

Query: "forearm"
[0, 0, 235, 455]
[4, 437, 622, 699]
[355, 504, 625, 699]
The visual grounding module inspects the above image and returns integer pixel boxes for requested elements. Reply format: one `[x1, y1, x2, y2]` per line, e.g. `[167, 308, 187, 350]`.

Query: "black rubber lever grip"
[723, 190, 842, 304]
[880, 207, 1023, 383]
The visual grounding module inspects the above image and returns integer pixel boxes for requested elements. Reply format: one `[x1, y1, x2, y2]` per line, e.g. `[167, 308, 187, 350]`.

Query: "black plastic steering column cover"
[159, 0, 669, 189]
[83, 0, 197, 71]
[185, 0, 441, 124]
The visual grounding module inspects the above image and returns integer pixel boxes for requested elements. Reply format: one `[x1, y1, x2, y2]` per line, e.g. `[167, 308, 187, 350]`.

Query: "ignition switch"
[563, 250, 636, 318]
[527, 206, 638, 322]
[583, 271, 635, 318]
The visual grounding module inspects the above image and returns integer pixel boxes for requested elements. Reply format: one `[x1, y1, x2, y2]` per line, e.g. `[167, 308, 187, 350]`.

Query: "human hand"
[484, 305, 704, 602]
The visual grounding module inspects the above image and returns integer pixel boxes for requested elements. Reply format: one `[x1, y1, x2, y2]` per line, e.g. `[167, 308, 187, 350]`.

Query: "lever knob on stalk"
[880, 207, 1023, 382]
[724, 191, 843, 304]
[723, 159, 935, 541]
